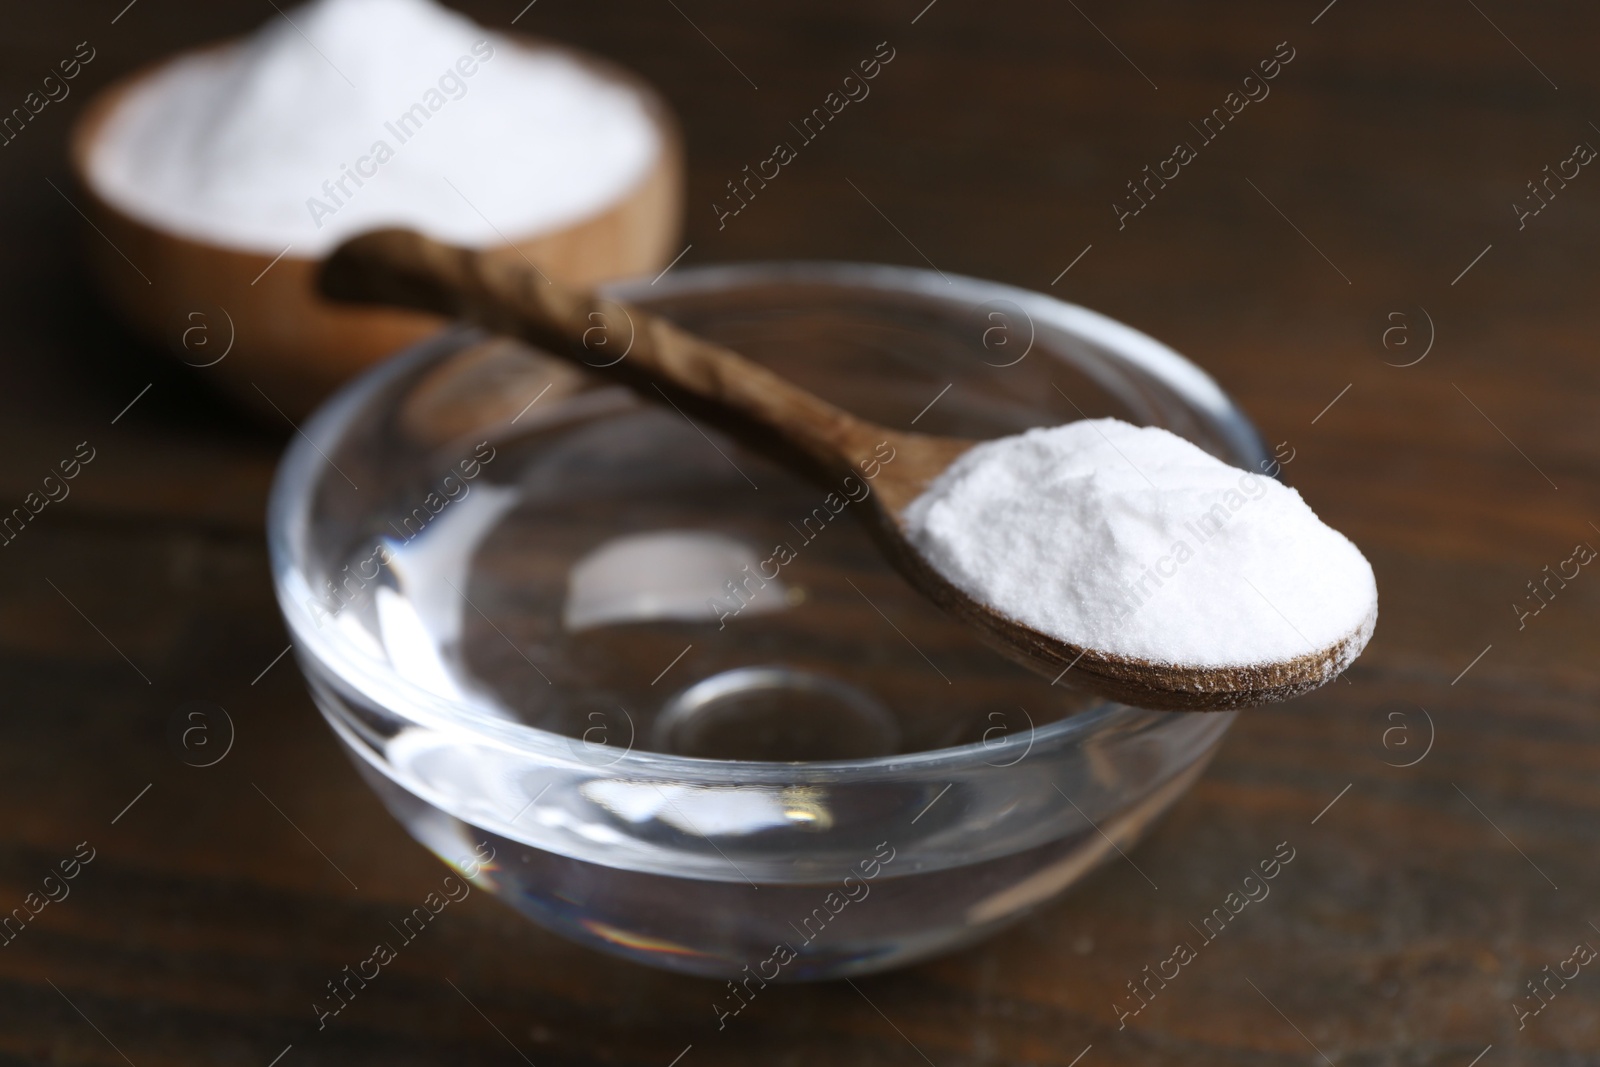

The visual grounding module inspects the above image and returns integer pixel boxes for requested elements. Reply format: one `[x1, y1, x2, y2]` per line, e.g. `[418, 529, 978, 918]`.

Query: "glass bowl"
[267, 262, 1268, 981]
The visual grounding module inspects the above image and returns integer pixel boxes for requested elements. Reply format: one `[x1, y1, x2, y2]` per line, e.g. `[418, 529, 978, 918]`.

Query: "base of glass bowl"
[320, 684, 1228, 980]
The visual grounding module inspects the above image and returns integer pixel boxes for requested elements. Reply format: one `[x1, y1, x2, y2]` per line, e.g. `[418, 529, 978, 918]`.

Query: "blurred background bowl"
[69, 34, 684, 419]
[268, 262, 1268, 979]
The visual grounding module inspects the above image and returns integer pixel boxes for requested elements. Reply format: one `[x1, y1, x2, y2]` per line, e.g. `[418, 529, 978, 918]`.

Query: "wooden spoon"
[319, 229, 1364, 711]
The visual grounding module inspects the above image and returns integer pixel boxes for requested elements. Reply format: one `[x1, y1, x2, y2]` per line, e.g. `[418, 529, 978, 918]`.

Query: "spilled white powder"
[904, 419, 1377, 668]
[86, 0, 660, 255]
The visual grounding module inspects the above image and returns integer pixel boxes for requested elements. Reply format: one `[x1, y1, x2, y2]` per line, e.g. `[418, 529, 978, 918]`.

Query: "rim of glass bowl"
[267, 261, 1266, 783]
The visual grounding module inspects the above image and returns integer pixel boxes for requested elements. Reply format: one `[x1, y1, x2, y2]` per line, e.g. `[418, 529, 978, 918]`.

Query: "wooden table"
[2, 1, 1596, 1063]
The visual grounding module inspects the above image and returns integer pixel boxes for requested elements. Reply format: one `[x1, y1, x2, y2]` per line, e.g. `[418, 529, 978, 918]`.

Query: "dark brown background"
[1, 0, 1596, 1063]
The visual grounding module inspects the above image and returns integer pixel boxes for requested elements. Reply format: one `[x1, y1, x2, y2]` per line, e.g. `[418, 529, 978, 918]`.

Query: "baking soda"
[904, 419, 1377, 669]
[86, 0, 659, 254]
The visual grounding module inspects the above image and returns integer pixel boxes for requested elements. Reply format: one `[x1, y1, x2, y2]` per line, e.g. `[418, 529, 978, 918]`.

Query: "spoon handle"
[320, 228, 882, 470]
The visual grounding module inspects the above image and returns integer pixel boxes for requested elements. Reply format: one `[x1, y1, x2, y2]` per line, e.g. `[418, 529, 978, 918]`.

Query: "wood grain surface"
[1, 1, 1597, 1065]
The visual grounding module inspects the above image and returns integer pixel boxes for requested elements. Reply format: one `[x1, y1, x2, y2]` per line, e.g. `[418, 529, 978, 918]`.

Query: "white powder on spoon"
[904, 419, 1377, 669]
[86, 0, 660, 255]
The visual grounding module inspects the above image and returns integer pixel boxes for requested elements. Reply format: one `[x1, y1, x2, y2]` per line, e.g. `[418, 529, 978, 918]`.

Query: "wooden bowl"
[69, 35, 683, 418]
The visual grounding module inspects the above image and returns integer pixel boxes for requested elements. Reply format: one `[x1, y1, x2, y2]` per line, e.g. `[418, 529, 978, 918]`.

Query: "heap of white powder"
[86, 0, 660, 254]
[904, 419, 1377, 668]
